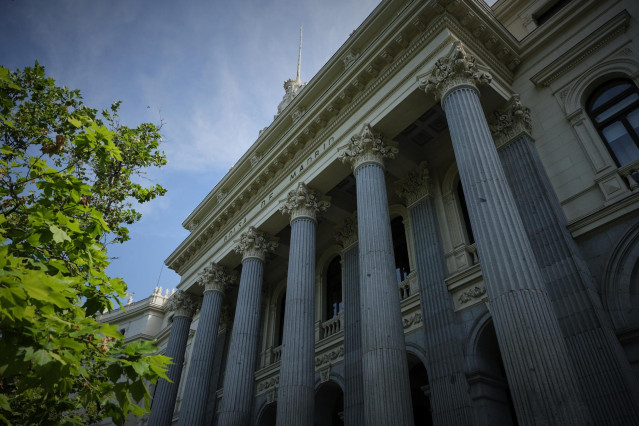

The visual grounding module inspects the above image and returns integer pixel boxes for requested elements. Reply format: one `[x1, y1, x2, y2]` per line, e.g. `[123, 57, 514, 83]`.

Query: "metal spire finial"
[296, 25, 302, 84]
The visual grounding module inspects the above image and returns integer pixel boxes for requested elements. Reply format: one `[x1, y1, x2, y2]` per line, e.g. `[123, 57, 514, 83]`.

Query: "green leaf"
[49, 225, 71, 243]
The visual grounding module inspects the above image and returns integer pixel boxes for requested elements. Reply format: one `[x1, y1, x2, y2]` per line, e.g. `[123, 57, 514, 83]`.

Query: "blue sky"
[1, 0, 382, 301]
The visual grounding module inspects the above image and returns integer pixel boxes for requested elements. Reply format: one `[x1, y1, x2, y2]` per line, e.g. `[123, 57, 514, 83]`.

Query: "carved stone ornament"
[279, 182, 330, 222]
[315, 346, 344, 367]
[334, 214, 358, 249]
[342, 49, 360, 68]
[395, 162, 432, 207]
[233, 226, 278, 262]
[458, 285, 487, 304]
[166, 290, 199, 318]
[338, 124, 399, 171]
[196, 262, 238, 294]
[418, 41, 492, 102]
[488, 94, 533, 149]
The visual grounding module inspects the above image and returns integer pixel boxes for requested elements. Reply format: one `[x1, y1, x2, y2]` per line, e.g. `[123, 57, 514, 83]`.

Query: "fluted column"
[490, 96, 639, 424]
[339, 125, 414, 426]
[178, 264, 236, 426]
[218, 227, 277, 426]
[149, 291, 198, 426]
[419, 41, 589, 425]
[335, 216, 364, 426]
[395, 164, 474, 426]
[276, 183, 330, 426]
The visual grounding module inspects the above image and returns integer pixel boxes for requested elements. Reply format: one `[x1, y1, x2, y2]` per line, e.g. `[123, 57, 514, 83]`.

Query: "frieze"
[257, 375, 279, 393]
[402, 312, 422, 329]
[457, 285, 486, 304]
[315, 346, 344, 367]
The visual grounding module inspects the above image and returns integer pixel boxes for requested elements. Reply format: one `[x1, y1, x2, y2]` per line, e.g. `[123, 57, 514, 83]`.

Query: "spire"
[296, 25, 302, 84]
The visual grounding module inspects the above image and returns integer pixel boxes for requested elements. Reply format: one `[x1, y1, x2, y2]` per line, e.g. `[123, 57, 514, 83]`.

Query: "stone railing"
[466, 243, 479, 265]
[320, 311, 343, 340]
[271, 345, 282, 364]
[618, 160, 639, 190]
[398, 270, 419, 301]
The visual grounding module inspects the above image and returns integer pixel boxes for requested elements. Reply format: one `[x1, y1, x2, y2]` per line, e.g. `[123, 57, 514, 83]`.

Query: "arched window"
[326, 256, 342, 319]
[587, 79, 639, 166]
[457, 181, 475, 245]
[391, 217, 411, 283]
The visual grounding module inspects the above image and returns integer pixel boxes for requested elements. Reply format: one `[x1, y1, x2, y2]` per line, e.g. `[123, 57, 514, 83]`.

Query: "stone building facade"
[105, 0, 639, 424]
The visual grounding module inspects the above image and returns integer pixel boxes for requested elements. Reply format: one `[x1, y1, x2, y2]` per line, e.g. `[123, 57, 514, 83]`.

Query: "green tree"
[0, 63, 172, 425]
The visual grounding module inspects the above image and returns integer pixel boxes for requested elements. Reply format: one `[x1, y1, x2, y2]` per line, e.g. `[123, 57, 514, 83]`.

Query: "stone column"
[335, 215, 364, 426]
[395, 164, 475, 426]
[149, 291, 198, 426]
[218, 227, 277, 426]
[276, 183, 330, 426]
[178, 263, 236, 426]
[339, 125, 414, 426]
[490, 96, 639, 424]
[419, 41, 589, 425]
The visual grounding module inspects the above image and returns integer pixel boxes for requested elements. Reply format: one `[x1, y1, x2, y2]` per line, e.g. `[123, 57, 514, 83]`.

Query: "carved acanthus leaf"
[418, 41, 492, 101]
[458, 285, 486, 304]
[233, 226, 278, 261]
[395, 163, 431, 206]
[338, 124, 398, 170]
[279, 182, 330, 222]
[334, 214, 358, 249]
[489, 94, 533, 148]
[166, 290, 198, 318]
[196, 262, 238, 293]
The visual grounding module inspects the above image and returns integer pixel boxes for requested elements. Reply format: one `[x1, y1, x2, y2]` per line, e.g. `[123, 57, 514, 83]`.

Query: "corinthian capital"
[166, 290, 198, 318]
[279, 182, 330, 222]
[196, 262, 238, 294]
[334, 213, 358, 249]
[233, 226, 278, 262]
[488, 94, 533, 148]
[395, 163, 432, 207]
[338, 124, 398, 171]
[418, 41, 492, 102]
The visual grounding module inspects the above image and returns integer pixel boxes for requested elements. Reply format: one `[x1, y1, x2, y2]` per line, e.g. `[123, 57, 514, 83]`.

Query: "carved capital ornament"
[419, 41, 492, 102]
[395, 163, 432, 207]
[279, 182, 330, 222]
[489, 94, 533, 149]
[166, 290, 198, 318]
[338, 124, 398, 171]
[334, 214, 358, 249]
[196, 262, 238, 294]
[233, 226, 278, 262]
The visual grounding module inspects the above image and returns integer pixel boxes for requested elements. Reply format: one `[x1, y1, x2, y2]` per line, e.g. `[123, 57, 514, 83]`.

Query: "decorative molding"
[165, 290, 198, 318]
[489, 94, 533, 149]
[530, 11, 631, 87]
[334, 214, 358, 250]
[402, 311, 422, 329]
[250, 153, 263, 167]
[257, 375, 279, 393]
[291, 107, 306, 123]
[457, 285, 486, 304]
[342, 49, 360, 69]
[395, 162, 432, 207]
[196, 262, 237, 294]
[217, 191, 228, 202]
[315, 346, 344, 367]
[338, 124, 398, 171]
[418, 40, 492, 102]
[233, 226, 278, 262]
[319, 365, 331, 383]
[279, 182, 330, 222]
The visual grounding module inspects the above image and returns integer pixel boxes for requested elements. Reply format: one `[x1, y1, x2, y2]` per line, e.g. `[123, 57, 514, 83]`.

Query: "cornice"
[166, 0, 522, 274]
[530, 10, 631, 87]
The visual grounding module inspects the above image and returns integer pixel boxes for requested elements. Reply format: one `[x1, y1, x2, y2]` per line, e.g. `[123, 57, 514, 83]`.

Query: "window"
[457, 181, 475, 245]
[587, 79, 639, 167]
[391, 217, 411, 283]
[534, 0, 572, 26]
[326, 256, 342, 319]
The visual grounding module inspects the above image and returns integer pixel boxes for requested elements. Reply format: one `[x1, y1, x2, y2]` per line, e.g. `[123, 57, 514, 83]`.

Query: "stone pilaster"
[335, 215, 364, 426]
[218, 227, 277, 426]
[339, 124, 414, 426]
[179, 264, 237, 426]
[276, 183, 329, 426]
[149, 291, 198, 426]
[490, 96, 639, 424]
[420, 41, 589, 425]
[395, 164, 475, 425]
